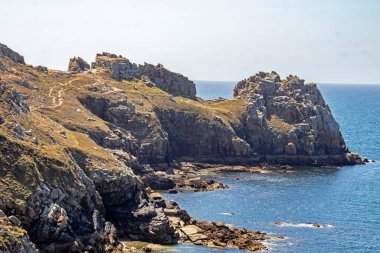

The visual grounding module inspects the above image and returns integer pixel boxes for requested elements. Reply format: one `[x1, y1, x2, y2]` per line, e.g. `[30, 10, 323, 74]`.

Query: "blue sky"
[1, 0, 379, 83]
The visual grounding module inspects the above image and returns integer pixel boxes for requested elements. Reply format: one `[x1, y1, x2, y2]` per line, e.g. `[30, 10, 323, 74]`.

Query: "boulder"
[0, 43, 25, 64]
[68, 57, 90, 71]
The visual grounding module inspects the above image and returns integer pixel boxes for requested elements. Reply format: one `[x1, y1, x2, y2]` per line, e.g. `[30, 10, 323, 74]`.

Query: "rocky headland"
[0, 43, 361, 252]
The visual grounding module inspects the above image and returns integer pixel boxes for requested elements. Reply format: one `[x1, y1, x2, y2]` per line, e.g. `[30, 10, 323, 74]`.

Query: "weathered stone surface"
[231, 71, 357, 165]
[68, 57, 90, 71]
[0, 43, 25, 64]
[179, 221, 268, 250]
[34, 65, 48, 73]
[138, 63, 196, 99]
[92, 53, 142, 81]
[0, 210, 38, 252]
[91, 53, 196, 99]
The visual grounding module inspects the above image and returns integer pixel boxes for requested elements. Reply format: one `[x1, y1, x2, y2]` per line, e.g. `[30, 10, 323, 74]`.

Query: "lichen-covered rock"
[68, 57, 90, 71]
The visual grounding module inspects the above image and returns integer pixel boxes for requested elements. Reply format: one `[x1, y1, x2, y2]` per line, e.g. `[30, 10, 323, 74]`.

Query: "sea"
[162, 81, 380, 253]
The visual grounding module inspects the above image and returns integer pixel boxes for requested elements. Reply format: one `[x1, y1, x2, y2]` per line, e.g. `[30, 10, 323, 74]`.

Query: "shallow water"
[163, 82, 380, 252]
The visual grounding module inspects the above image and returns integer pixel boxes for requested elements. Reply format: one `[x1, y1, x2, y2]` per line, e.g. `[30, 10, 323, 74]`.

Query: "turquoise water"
[164, 82, 380, 252]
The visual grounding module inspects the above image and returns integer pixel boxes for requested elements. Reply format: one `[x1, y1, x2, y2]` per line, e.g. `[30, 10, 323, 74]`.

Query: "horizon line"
[194, 79, 380, 86]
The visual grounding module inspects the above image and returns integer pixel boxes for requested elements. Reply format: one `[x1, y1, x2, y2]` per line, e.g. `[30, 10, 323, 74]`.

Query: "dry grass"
[267, 115, 293, 133]
[0, 217, 27, 249]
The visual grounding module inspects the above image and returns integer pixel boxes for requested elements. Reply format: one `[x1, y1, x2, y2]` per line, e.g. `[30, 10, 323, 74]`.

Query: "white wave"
[274, 221, 333, 228]
[219, 212, 235, 216]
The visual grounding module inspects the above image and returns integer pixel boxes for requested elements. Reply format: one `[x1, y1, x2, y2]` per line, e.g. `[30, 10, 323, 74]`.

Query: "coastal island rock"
[0, 43, 361, 252]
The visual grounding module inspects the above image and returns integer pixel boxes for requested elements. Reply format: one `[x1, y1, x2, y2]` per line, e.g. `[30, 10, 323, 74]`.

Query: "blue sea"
[162, 81, 380, 253]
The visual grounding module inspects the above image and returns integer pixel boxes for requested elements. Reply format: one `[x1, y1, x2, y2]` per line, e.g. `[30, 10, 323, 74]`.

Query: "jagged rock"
[8, 215, 21, 226]
[31, 137, 39, 145]
[14, 124, 25, 138]
[0, 115, 4, 125]
[0, 43, 25, 64]
[138, 63, 196, 99]
[10, 87, 30, 113]
[24, 129, 33, 136]
[92, 53, 141, 81]
[0, 210, 38, 252]
[68, 57, 90, 72]
[181, 221, 268, 250]
[92, 53, 196, 99]
[175, 177, 228, 192]
[34, 65, 48, 73]
[141, 171, 175, 190]
[231, 71, 356, 165]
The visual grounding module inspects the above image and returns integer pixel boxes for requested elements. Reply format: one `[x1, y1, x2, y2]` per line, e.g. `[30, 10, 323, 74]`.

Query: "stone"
[168, 189, 178, 194]
[24, 129, 33, 136]
[32, 136, 39, 144]
[0, 43, 25, 64]
[0, 115, 4, 124]
[14, 123, 25, 138]
[68, 57, 90, 71]
[285, 142, 297, 155]
[9, 215, 21, 226]
[35, 65, 48, 73]
[91, 52, 196, 99]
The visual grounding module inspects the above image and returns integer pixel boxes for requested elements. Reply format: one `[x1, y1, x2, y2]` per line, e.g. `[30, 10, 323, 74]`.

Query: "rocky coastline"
[0, 43, 362, 252]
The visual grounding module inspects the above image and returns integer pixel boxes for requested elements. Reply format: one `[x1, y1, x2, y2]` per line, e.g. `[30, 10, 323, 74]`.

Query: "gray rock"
[92, 52, 196, 99]
[14, 124, 25, 138]
[35, 65, 48, 73]
[0, 43, 25, 64]
[9, 215, 21, 226]
[25, 129, 33, 136]
[68, 57, 90, 71]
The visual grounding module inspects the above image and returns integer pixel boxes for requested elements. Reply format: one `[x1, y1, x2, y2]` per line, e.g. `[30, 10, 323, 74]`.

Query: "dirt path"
[45, 80, 73, 109]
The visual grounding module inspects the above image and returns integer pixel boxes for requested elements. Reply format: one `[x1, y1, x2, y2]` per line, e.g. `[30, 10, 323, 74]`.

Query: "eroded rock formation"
[68, 57, 90, 72]
[0, 43, 361, 252]
[91, 52, 196, 99]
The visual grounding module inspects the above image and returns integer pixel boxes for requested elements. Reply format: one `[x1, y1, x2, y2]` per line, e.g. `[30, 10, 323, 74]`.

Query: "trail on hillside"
[45, 80, 73, 109]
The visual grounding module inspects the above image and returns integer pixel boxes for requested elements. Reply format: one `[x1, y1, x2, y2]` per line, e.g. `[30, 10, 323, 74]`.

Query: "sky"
[1, 0, 379, 84]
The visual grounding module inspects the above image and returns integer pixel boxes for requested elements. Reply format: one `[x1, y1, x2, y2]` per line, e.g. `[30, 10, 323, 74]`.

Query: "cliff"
[91, 53, 196, 99]
[0, 43, 360, 252]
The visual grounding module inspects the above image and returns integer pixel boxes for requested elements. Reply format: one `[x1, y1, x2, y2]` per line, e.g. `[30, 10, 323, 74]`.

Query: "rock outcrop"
[0, 43, 25, 65]
[68, 57, 90, 71]
[0, 210, 38, 253]
[232, 71, 358, 165]
[138, 63, 196, 99]
[91, 53, 141, 81]
[91, 53, 196, 99]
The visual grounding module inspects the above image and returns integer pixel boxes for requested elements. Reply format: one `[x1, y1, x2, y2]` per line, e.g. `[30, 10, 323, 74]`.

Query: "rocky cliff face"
[68, 57, 90, 72]
[231, 71, 359, 165]
[91, 52, 196, 99]
[0, 43, 361, 252]
[0, 44, 180, 252]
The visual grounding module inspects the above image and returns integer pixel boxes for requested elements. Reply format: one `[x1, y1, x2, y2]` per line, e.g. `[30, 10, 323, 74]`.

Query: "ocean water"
[162, 82, 380, 252]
